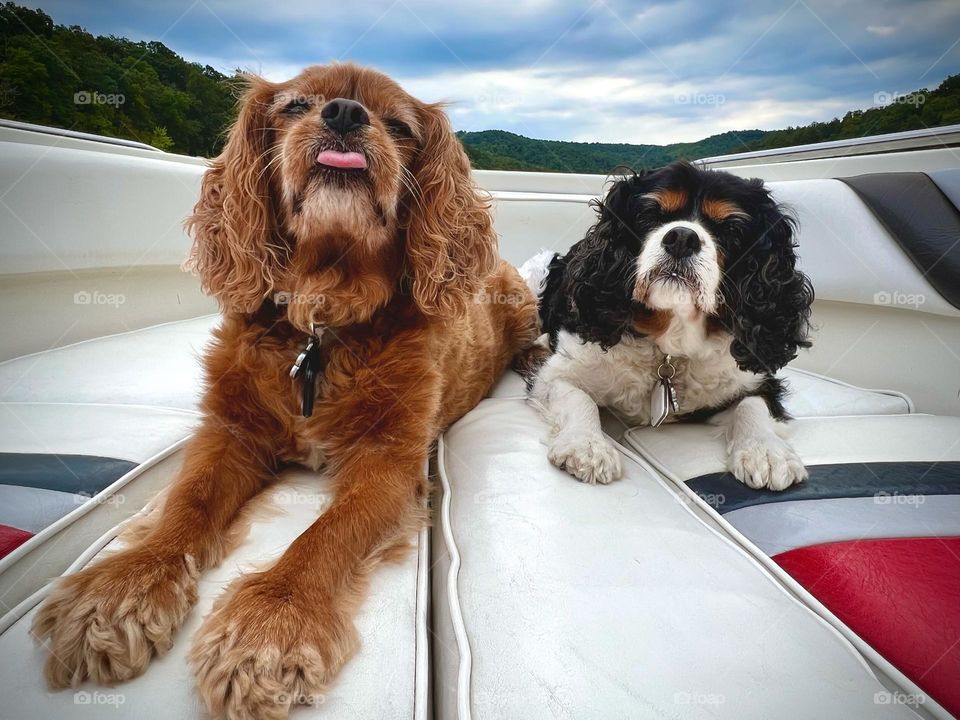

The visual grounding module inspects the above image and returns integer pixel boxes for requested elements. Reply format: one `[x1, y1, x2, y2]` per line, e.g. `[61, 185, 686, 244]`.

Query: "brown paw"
[32, 547, 198, 688]
[191, 572, 357, 720]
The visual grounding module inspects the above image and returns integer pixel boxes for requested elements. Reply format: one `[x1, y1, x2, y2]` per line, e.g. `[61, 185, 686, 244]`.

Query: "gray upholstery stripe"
[0, 453, 136, 495]
[724, 495, 960, 556]
[0, 484, 88, 533]
[688, 461, 960, 513]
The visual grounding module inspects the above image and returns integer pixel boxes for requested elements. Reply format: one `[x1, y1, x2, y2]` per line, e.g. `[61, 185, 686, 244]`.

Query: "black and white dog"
[522, 161, 814, 489]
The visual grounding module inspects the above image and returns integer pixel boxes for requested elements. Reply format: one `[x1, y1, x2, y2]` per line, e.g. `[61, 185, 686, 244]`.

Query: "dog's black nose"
[321, 98, 370, 135]
[662, 226, 702, 258]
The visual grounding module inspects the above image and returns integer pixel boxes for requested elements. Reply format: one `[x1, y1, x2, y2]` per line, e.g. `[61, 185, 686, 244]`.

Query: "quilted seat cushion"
[0, 402, 199, 604]
[623, 414, 960, 717]
[433, 397, 925, 720]
[0, 470, 427, 720]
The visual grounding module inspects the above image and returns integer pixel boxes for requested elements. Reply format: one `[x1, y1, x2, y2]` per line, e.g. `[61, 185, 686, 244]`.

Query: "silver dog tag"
[650, 378, 673, 427]
[650, 354, 680, 428]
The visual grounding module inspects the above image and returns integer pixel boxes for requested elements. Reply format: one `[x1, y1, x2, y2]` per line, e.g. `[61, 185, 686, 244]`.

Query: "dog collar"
[289, 324, 327, 418]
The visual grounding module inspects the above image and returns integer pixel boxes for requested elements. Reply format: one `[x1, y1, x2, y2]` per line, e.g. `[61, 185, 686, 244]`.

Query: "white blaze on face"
[636, 219, 720, 313]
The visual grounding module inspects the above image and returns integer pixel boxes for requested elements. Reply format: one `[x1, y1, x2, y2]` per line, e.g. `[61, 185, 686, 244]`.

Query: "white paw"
[548, 434, 622, 485]
[729, 436, 807, 491]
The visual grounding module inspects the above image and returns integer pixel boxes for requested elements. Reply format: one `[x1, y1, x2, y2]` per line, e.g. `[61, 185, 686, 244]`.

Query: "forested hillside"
[746, 76, 960, 151]
[0, 2, 235, 155]
[457, 129, 768, 173]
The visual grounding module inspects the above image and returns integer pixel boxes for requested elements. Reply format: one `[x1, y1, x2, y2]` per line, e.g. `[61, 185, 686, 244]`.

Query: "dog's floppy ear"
[559, 175, 643, 349]
[725, 188, 814, 373]
[404, 102, 497, 318]
[185, 76, 285, 314]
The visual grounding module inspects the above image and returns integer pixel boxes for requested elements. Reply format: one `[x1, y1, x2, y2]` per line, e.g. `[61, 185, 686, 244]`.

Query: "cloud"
[22, 0, 960, 144]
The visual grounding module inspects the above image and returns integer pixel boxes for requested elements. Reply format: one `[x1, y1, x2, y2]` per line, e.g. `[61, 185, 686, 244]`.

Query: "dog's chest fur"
[547, 318, 761, 425]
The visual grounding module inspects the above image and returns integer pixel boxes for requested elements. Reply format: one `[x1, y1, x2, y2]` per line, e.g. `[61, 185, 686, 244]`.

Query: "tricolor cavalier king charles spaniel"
[33, 64, 538, 719]
[524, 161, 814, 489]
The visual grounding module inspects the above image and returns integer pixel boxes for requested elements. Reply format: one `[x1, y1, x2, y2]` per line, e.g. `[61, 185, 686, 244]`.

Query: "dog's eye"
[282, 98, 312, 115]
[385, 118, 413, 139]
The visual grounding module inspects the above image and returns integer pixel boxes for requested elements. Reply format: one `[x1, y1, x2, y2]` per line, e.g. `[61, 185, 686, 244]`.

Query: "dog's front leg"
[716, 395, 807, 491]
[190, 446, 426, 720]
[32, 421, 279, 688]
[533, 375, 622, 484]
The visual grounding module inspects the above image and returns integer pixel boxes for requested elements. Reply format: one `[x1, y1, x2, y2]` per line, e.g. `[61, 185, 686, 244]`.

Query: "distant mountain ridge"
[459, 72, 960, 174]
[457, 129, 768, 174]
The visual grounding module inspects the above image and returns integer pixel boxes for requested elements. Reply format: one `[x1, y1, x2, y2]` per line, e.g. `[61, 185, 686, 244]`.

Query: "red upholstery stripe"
[0, 523, 33, 559]
[774, 537, 960, 715]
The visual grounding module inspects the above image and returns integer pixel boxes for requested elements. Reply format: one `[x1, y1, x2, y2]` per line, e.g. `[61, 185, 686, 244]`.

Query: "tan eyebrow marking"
[642, 188, 687, 213]
[702, 198, 747, 222]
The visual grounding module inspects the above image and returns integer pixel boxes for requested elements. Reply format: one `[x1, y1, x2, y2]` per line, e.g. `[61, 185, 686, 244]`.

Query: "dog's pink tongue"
[316, 150, 367, 169]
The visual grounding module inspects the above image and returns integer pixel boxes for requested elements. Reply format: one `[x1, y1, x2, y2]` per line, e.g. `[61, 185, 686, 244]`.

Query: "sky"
[23, 0, 960, 145]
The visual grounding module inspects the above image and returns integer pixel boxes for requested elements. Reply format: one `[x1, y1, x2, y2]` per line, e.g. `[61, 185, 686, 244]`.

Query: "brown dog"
[33, 63, 538, 720]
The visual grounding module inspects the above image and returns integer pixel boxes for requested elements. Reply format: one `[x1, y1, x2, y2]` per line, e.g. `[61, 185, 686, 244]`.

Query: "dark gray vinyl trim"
[0, 453, 137, 496]
[688, 461, 960, 513]
[839, 172, 960, 309]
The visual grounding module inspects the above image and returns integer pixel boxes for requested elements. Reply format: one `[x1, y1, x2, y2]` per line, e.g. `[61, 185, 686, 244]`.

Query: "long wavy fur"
[540, 175, 645, 349]
[721, 182, 814, 373]
[404, 103, 498, 318]
[184, 76, 288, 314]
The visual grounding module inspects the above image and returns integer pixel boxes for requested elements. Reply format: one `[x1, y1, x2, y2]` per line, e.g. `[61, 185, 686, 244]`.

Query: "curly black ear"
[725, 191, 814, 374]
[547, 175, 644, 349]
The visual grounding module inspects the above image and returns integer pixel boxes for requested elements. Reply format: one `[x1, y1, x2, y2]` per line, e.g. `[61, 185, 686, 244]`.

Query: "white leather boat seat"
[624, 414, 960, 717]
[0, 403, 199, 606]
[433, 397, 931, 719]
[0, 314, 927, 720]
[0, 470, 428, 720]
